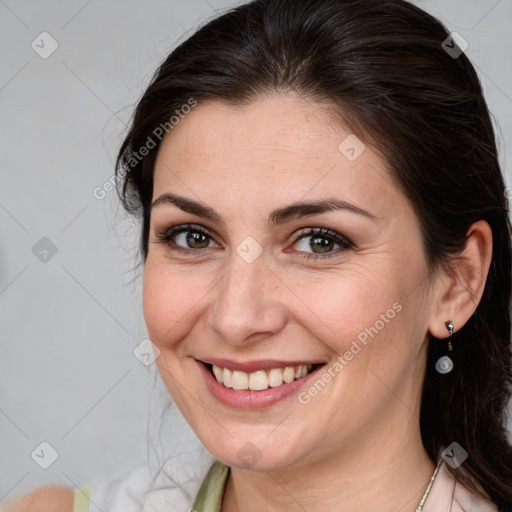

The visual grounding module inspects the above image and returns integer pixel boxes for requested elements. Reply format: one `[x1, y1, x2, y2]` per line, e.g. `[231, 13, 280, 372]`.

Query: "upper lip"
[198, 358, 325, 373]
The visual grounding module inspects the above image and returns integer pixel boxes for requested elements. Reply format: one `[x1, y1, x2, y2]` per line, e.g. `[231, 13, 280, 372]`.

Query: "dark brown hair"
[115, 0, 512, 509]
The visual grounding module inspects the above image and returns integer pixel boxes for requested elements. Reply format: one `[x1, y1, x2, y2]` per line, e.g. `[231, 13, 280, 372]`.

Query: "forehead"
[156, 93, 351, 170]
[152, 93, 407, 220]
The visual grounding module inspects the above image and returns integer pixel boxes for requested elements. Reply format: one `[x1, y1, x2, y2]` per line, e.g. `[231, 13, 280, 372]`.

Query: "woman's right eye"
[152, 224, 220, 253]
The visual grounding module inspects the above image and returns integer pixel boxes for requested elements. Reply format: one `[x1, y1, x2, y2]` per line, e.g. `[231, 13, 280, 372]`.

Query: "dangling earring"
[435, 321, 454, 374]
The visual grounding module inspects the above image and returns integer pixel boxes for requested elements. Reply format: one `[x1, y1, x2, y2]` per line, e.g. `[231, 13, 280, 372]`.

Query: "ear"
[428, 220, 493, 338]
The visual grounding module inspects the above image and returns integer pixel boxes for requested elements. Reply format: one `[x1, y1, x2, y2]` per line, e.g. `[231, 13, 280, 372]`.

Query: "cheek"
[318, 287, 403, 371]
[288, 262, 402, 350]
[142, 260, 211, 417]
[299, 256, 426, 375]
[292, 271, 425, 432]
[142, 259, 207, 351]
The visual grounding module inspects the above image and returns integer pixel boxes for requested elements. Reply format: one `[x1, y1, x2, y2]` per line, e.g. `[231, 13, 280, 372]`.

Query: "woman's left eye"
[152, 224, 354, 260]
[290, 227, 354, 260]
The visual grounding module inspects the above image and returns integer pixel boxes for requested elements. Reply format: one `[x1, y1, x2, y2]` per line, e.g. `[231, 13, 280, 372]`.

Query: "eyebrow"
[151, 192, 377, 227]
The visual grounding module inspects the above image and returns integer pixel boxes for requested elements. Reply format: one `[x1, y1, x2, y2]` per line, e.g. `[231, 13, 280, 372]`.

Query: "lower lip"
[198, 361, 325, 409]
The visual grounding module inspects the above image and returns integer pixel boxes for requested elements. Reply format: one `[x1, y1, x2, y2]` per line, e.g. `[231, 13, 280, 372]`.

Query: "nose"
[208, 251, 288, 347]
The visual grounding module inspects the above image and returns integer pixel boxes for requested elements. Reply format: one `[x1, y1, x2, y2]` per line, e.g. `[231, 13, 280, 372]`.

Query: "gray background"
[1, 0, 511, 503]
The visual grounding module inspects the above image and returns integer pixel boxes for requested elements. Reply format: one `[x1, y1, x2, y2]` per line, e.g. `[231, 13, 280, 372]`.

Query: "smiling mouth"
[206, 363, 324, 391]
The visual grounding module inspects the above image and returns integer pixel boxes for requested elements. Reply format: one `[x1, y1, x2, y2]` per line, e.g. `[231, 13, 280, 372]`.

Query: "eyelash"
[152, 223, 354, 260]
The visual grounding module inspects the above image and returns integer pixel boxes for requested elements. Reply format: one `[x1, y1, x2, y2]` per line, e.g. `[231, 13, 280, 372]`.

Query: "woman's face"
[144, 93, 435, 471]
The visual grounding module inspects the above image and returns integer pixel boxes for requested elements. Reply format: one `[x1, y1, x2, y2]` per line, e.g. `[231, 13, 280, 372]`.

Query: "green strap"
[192, 461, 230, 512]
[73, 486, 91, 512]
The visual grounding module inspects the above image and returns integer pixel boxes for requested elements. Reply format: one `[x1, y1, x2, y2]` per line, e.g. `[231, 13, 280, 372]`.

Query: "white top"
[76, 465, 196, 512]
[73, 457, 499, 512]
[74, 451, 216, 512]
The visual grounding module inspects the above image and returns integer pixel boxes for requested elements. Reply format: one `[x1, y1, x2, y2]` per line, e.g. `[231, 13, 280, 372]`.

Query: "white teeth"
[249, 371, 268, 391]
[213, 365, 223, 383]
[268, 368, 283, 387]
[231, 370, 249, 390]
[211, 364, 314, 391]
[222, 368, 232, 388]
[283, 366, 295, 383]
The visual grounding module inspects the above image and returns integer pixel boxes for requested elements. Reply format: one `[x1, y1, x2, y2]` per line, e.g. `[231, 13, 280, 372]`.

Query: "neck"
[221, 408, 435, 512]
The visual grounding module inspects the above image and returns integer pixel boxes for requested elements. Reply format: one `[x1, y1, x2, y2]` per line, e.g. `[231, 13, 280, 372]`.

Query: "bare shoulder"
[2, 485, 75, 512]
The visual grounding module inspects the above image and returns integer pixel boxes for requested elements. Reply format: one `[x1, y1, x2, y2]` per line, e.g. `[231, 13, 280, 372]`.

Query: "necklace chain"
[415, 460, 442, 511]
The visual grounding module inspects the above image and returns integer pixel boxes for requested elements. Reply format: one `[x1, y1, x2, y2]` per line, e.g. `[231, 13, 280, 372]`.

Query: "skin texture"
[3, 486, 74, 512]
[143, 92, 492, 512]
